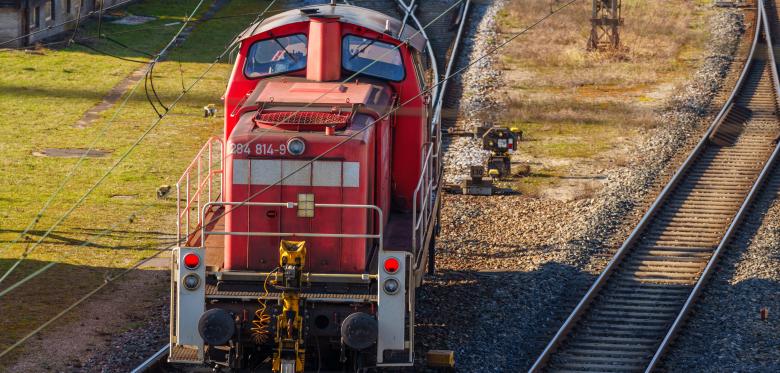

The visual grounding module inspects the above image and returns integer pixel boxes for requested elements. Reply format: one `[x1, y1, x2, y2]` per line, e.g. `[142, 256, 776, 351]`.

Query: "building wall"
[12, 0, 139, 46]
[0, 8, 22, 48]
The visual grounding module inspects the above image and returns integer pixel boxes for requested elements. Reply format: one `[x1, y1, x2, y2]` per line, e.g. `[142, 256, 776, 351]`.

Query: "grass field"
[0, 0, 272, 362]
[497, 0, 714, 197]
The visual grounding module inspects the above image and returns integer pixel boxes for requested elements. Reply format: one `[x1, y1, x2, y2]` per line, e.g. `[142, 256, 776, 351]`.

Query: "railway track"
[132, 0, 469, 371]
[531, 1, 780, 372]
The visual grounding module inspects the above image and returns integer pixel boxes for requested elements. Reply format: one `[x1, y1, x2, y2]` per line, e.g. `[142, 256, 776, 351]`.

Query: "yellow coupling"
[272, 240, 307, 373]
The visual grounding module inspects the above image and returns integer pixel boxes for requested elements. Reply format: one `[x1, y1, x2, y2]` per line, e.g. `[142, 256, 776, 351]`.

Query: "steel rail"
[529, 1, 768, 371]
[647, 0, 780, 369]
[130, 345, 169, 373]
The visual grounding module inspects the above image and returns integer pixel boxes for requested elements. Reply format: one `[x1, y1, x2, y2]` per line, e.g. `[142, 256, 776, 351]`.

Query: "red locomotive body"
[169, 4, 441, 372]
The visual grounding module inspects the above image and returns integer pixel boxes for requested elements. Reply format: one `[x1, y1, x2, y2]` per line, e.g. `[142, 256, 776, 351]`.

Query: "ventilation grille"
[254, 111, 350, 131]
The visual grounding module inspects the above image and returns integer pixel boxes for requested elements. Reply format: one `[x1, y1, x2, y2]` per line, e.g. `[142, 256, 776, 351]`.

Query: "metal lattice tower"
[587, 0, 622, 51]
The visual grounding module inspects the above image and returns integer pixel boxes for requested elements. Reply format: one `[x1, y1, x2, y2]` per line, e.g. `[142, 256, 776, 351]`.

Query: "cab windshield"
[245, 34, 308, 78]
[342, 35, 404, 81]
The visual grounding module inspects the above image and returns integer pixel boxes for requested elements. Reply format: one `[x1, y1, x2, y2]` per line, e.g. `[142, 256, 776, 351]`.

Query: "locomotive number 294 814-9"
[230, 143, 287, 156]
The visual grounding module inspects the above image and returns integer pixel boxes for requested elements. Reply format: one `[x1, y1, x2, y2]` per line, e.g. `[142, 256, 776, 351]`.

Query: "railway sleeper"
[634, 248, 713, 257]
[552, 354, 648, 366]
[564, 341, 656, 353]
[638, 244, 715, 251]
[600, 288, 690, 300]
[591, 302, 681, 313]
[646, 233, 723, 242]
[664, 199, 744, 208]
[643, 233, 723, 243]
[654, 210, 736, 218]
[661, 204, 743, 213]
[623, 268, 702, 277]
[623, 261, 706, 271]
[649, 223, 728, 232]
[565, 335, 661, 346]
[559, 348, 652, 358]
[649, 241, 721, 249]
[651, 219, 728, 229]
[585, 316, 671, 327]
[622, 260, 705, 270]
[548, 363, 643, 373]
[594, 295, 684, 307]
[556, 351, 646, 365]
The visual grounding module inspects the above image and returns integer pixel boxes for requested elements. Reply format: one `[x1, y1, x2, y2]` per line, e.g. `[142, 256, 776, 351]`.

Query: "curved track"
[531, 1, 780, 372]
[132, 0, 469, 371]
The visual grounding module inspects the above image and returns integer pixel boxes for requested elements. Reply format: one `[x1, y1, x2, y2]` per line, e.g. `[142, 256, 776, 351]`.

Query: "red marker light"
[384, 257, 399, 274]
[183, 253, 200, 269]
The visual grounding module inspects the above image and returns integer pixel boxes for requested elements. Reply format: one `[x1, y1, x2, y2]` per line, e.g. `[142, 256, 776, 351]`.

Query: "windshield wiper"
[272, 38, 298, 63]
[349, 38, 376, 61]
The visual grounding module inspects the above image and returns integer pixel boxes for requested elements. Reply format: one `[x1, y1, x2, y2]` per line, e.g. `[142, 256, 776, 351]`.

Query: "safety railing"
[200, 202, 383, 249]
[411, 142, 436, 264]
[176, 137, 224, 242]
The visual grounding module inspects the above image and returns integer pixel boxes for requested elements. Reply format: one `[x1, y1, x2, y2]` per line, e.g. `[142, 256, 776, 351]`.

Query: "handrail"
[647, 1, 780, 370]
[176, 137, 224, 242]
[412, 142, 435, 259]
[200, 202, 383, 251]
[529, 2, 763, 370]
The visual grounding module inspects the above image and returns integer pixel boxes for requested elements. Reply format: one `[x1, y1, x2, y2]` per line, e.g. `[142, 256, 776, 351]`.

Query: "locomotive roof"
[236, 4, 426, 52]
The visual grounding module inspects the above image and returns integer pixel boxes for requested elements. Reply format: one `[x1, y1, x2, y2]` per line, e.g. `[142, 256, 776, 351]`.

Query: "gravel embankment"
[441, 0, 503, 184]
[416, 6, 748, 372]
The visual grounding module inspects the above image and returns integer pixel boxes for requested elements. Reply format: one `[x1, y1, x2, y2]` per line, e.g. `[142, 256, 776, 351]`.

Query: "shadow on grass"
[0, 228, 175, 250]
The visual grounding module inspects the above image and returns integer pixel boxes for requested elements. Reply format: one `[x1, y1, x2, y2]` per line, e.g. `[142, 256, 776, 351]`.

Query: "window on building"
[66, 0, 72, 14]
[32, 6, 41, 28]
[45, 1, 54, 21]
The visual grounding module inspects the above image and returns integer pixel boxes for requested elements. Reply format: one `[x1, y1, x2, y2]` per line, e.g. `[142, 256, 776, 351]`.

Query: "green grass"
[0, 0, 273, 363]
[513, 121, 635, 159]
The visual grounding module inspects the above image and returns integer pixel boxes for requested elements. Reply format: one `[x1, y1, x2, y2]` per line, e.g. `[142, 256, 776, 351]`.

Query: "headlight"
[383, 278, 399, 294]
[287, 138, 306, 156]
[183, 274, 200, 290]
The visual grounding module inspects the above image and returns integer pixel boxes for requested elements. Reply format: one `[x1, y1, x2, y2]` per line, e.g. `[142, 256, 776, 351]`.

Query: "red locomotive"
[169, 3, 441, 372]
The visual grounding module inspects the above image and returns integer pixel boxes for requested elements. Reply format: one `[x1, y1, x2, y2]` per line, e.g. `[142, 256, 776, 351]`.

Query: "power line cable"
[0, 0, 281, 296]
[196, 0, 584, 252]
[0, 0, 581, 358]
[0, 0, 210, 285]
[0, 0, 137, 48]
[0, 0, 458, 288]
[0, 0, 450, 284]
[0, 9, 292, 53]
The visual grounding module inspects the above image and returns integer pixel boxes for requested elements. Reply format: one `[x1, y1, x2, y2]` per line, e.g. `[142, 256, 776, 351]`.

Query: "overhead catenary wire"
[0, 0, 210, 285]
[0, 9, 294, 54]
[0, 0, 580, 357]
[0, 0, 137, 48]
[0, 2, 284, 357]
[190, 0, 585, 258]
[0, 0, 469, 311]
[0, 0, 453, 286]
[0, 0, 280, 292]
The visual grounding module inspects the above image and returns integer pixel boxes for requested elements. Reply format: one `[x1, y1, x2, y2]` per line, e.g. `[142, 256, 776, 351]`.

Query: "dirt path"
[73, 0, 230, 129]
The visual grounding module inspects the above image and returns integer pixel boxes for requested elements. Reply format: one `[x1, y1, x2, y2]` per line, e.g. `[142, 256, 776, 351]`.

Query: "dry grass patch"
[497, 0, 714, 195]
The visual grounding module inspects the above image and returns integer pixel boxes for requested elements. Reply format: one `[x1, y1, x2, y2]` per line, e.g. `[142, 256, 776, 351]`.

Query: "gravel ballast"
[41, 2, 773, 373]
[416, 4, 753, 372]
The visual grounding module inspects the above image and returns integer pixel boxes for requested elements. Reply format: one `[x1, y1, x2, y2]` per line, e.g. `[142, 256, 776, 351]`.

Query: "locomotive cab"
[169, 4, 440, 372]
